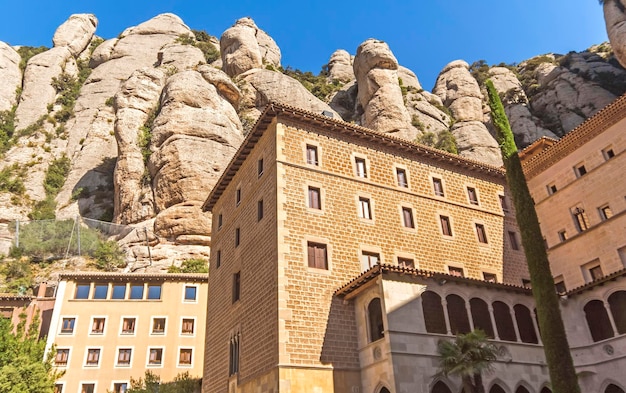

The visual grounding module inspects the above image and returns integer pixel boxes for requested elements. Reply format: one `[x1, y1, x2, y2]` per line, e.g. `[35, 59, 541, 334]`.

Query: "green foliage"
[168, 258, 209, 273]
[280, 66, 344, 101]
[0, 106, 16, 154]
[17, 46, 48, 72]
[486, 79, 581, 393]
[176, 30, 221, 64]
[411, 115, 425, 132]
[0, 313, 63, 393]
[139, 107, 158, 184]
[0, 165, 26, 195]
[128, 371, 200, 393]
[105, 97, 115, 107]
[518, 55, 555, 96]
[0, 259, 33, 294]
[415, 130, 458, 154]
[16, 115, 46, 138]
[93, 240, 125, 271]
[43, 155, 70, 196]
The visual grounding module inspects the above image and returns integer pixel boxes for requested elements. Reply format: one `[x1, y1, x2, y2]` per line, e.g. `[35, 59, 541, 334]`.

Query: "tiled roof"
[202, 102, 506, 211]
[566, 268, 626, 297]
[58, 272, 208, 282]
[0, 293, 33, 301]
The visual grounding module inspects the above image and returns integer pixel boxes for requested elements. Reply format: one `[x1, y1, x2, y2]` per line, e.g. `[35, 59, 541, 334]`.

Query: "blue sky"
[0, 0, 608, 90]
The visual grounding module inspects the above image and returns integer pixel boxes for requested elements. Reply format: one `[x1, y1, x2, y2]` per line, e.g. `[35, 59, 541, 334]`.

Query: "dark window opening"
[232, 272, 241, 303]
[470, 298, 494, 338]
[493, 301, 517, 341]
[514, 304, 538, 344]
[307, 242, 328, 269]
[368, 298, 384, 342]
[584, 299, 614, 342]
[422, 291, 447, 334]
[446, 294, 471, 335]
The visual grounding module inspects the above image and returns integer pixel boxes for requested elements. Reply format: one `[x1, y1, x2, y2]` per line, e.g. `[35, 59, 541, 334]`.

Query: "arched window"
[515, 386, 530, 393]
[606, 384, 626, 393]
[493, 301, 517, 341]
[470, 298, 494, 338]
[379, 388, 391, 393]
[432, 381, 453, 393]
[422, 291, 447, 334]
[489, 385, 506, 393]
[540, 388, 552, 393]
[514, 304, 538, 344]
[584, 300, 614, 342]
[368, 298, 384, 342]
[446, 294, 471, 334]
[608, 291, 626, 334]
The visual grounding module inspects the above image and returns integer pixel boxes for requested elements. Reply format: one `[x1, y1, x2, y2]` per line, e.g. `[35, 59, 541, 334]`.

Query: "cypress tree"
[485, 80, 580, 393]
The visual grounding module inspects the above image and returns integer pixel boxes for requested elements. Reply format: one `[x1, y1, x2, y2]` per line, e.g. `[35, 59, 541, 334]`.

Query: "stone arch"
[584, 299, 614, 341]
[470, 297, 495, 338]
[487, 378, 511, 393]
[608, 290, 626, 334]
[446, 293, 471, 334]
[431, 380, 453, 393]
[539, 386, 552, 393]
[601, 380, 626, 393]
[514, 304, 538, 343]
[422, 291, 447, 334]
[493, 301, 517, 341]
[378, 388, 391, 393]
[489, 384, 507, 393]
[368, 297, 384, 342]
[514, 384, 532, 393]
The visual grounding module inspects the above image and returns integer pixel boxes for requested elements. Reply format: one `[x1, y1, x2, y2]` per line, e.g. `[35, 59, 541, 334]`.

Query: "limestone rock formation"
[434, 60, 502, 166]
[220, 17, 281, 77]
[0, 42, 21, 111]
[52, 14, 98, 57]
[327, 49, 354, 82]
[157, 43, 206, 71]
[603, 0, 626, 68]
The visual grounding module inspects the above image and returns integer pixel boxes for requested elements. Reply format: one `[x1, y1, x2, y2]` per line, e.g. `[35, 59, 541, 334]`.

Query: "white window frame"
[115, 346, 134, 368]
[83, 347, 103, 368]
[119, 316, 138, 336]
[146, 347, 165, 368]
[177, 347, 194, 368]
[180, 316, 196, 337]
[150, 316, 168, 336]
[59, 316, 78, 336]
[182, 284, 199, 303]
[89, 316, 107, 336]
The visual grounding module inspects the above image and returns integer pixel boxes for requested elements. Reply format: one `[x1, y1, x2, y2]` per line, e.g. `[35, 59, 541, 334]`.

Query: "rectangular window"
[112, 284, 126, 300]
[589, 265, 603, 281]
[558, 230, 568, 242]
[61, 318, 75, 334]
[433, 178, 444, 197]
[396, 168, 408, 188]
[86, 349, 100, 366]
[54, 384, 63, 393]
[522, 279, 532, 289]
[152, 318, 166, 334]
[308, 187, 321, 209]
[402, 207, 414, 228]
[179, 348, 193, 365]
[306, 145, 319, 165]
[508, 231, 520, 250]
[499, 195, 509, 212]
[229, 334, 240, 376]
[235, 227, 240, 247]
[555, 280, 567, 295]
[355, 157, 367, 178]
[599, 205, 613, 221]
[257, 158, 264, 177]
[75, 284, 90, 299]
[397, 257, 415, 269]
[603, 147, 615, 160]
[93, 284, 108, 299]
[575, 164, 587, 178]
[147, 285, 161, 300]
[184, 286, 197, 301]
[216, 249, 221, 269]
[130, 284, 144, 300]
[440, 215, 452, 236]
[235, 188, 241, 206]
[358, 197, 372, 219]
[148, 348, 163, 365]
[257, 199, 264, 221]
[547, 183, 557, 195]
[113, 383, 128, 393]
[448, 266, 464, 277]
[117, 349, 132, 366]
[55, 349, 69, 366]
[121, 318, 136, 334]
[307, 242, 328, 270]
[81, 384, 95, 393]
[361, 251, 380, 270]
[467, 187, 479, 205]
[483, 272, 497, 283]
[572, 207, 589, 232]
[232, 272, 241, 303]
[91, 318, 105, 334]
[182, 318, 195, 334]
[217, 213, 223, 230]
[475, 224, 488, 243]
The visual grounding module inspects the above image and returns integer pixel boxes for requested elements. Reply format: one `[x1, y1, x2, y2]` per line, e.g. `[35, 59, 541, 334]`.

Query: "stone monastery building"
[200, 99, 626, 393]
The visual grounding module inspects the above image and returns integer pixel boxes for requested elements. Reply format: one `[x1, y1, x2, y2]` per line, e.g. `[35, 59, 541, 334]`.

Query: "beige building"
[46, 273, 208, 393]
[0, 283, 56, 338]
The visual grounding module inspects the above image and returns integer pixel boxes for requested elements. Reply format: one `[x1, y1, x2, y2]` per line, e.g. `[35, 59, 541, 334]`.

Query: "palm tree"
[485, 80, 580, 393]
[436, 329, 501, 393]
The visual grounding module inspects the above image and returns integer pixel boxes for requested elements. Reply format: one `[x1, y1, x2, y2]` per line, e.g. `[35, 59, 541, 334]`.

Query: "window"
[433, 177, 444, 196]
[499, 195, 509, 212]
[396, 168, 408, 188]
[81, 384, 95, 393]
[522, 279, 532, 289]
[148, 348, 163, 365]
[232, 272, 241, 303]
[147, 285, 161, 300]
[235, 227, 240, 247]
[117, 349, 132, 366]
[599, 205, 613, 221]
[306, 144, 318, 165]
[447, 294, 471, 334]
[555, 279, 566, 295]
[422, 291, 447, 334]
[130, 284, 144, 300]
[61, 318, 75, 334]
[229, 333, 240, 375]
[75, 284, 90, 299]
[112, 284, 126, 300]
[152, 318, 166, 334]
[440, 215, 452, 236]
[547, 183, 557, 195]
[91, 318, 105, 334]
[508, 231, 520, 250]
[448, 266, 464, 277]
[603, 147, 616, 160]
[355, 157, 367, 178]
[589, 265, 603, 281]
[54, 384, 63, 393]
[307, 242, 328, 270]
[575, 164, 587, 178]
[217, 213, 223, 230]
[361, 251, 380, 270]
[572, 207, 589, 232]
[216, 249, 221, 269]
[358, 197, 372, 219]
[514, 304, 538, 344]
[401, 207, 415, 228]
[257, 158, 264, 177]
[467, 187, 478, 205]
[308, 187, 321, 209]
[184, 286, 197, 301]
[257, 199, 264, 221]
[182, 318, 195, 334]
[113, 383, 128, 393]
[470, 298, 495, 338]
[558, 230, 568, 242]
[475, 224, 488, 243]
[397, 257, 415, 268]
[93, 284, 108, 299]
[367, 298, 384, 342]
[121, 318, 136, 334]
[235, 188, 241, 206]
[179, 348, 193, 365]
[55, 349, 69, 366]
[483, 272, 497, 283]
[584, 300, 614, 342]
[86, 348, 100, 366]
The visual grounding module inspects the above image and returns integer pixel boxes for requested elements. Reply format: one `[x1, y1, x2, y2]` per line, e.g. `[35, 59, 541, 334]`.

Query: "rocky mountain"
[0, 12, 625, 274]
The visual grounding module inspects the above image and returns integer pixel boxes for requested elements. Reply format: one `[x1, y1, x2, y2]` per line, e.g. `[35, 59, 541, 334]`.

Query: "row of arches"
[422, 291, 539, 343]
[431, 381, 625, 393]
[584, 290, 626, 342]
